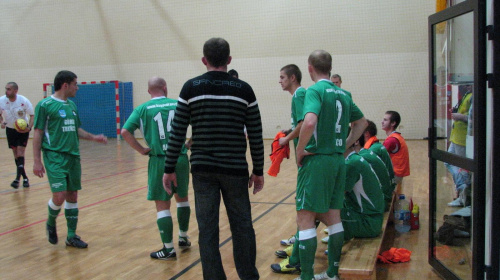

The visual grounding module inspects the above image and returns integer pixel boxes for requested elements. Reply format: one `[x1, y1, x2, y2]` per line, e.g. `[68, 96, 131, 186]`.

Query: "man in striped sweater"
[163, 37, 264, 280]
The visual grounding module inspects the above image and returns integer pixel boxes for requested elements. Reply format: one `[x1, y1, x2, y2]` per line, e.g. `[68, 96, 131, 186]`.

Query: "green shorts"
[296, 153, 345, 213]
[148, 154, 189, 201]
[43, 150, 82, 193]
[341, 208, 383, 240]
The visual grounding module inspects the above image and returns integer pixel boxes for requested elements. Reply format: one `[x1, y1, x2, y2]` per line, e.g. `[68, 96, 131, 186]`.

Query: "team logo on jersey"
[17, 108, 25, 118]
[59, 110, 66, 118]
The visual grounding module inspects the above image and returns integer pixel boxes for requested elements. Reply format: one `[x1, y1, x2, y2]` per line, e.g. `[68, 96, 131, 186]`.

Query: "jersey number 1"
[153, 110, 175, 139]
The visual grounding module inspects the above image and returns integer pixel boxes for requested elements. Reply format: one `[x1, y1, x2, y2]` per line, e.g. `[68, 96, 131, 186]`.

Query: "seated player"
[341, 137, 386, 241]
[363, 120, 396, 191]
[271, 139, 385, 274]
[357, 134, 394, 211]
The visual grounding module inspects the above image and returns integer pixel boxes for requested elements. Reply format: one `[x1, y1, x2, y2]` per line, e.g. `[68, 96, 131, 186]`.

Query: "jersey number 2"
[335, 100, 343, 146]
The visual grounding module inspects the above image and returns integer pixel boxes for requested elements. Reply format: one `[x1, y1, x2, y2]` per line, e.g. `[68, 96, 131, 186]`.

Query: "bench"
[338, 184, 401, 280]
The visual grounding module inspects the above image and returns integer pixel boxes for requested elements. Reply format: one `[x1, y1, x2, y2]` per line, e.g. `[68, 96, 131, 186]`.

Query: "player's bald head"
[308, 50, 332, 75]
[148, 76, 167, 95]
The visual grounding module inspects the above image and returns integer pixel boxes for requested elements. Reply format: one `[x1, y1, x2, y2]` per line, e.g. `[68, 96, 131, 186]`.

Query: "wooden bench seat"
[338, 185, 400, 280]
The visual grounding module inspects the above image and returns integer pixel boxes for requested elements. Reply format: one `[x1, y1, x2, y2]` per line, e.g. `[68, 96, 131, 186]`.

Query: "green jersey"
[34, 96, 81, 156]
[359, 149, 393, 203]
[302, 80, 363, 154]
[122, 97, 186, 156]
[344, 152, 385, 215]
[369, 142, 395, 186]
[291, 86, 306, 148]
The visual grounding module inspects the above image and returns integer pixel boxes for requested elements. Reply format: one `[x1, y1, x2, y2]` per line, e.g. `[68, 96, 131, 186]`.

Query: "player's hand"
[1, 123, 5, 129]
[163, 173, 177, 195]
[296, 149, 313, 167]
[141, 147, 151, 155]
[93, 134, 108, 144]
[185, 139, 193, 149]
[19, 127, 31, 133]
[33, 161, 46, 178]
[278, 137, 288, 147]
[248, 173, 264, 194]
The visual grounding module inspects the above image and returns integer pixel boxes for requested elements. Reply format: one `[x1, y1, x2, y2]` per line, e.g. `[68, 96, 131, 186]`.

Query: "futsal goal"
[42, 81, 133, 139]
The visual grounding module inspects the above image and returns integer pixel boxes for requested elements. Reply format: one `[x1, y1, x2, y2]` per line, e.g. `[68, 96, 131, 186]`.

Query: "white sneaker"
[281, 235, 296, 246]
[321, 236, 329, 244]
[447, 197, 463, 207]
[454, 229, 470, 238]
[314, 271, 339, 280]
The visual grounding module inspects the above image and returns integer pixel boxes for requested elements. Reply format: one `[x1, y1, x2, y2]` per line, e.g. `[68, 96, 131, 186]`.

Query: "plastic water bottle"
[394, 194, 411, 233]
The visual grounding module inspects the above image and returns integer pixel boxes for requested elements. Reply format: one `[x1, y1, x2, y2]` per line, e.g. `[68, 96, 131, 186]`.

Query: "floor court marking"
[169, 190, 296, 280]
[0, 166, 146, 195]
[0, 186, 146, 236]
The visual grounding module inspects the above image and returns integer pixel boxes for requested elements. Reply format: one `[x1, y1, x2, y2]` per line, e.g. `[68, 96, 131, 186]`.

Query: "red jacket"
[267, 131, 290, 177]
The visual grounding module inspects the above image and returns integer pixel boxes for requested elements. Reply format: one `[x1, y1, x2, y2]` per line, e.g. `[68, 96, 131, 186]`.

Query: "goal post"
[42, 81, 133, 139]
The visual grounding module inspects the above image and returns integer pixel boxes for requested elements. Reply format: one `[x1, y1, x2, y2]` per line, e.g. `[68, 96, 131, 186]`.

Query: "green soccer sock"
[298, 228, 317, 280]
[327, 223, 344, 278]
[47, 199, 62, 227]
[176, 202, 191, 237]
[289, 231, 300, 266]
[157, 210, 173, 250]
[65, 202, 79, 239]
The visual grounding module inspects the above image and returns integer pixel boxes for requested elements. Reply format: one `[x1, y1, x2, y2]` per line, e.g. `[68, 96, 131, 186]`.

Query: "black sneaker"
[46, 224, 58, 244]
[150, 248, 176, 260]
[179, 237, 191, 249]
[11, 179, 19, 189]
[66, 235, 88, 248]
[23, 179, 29, 188]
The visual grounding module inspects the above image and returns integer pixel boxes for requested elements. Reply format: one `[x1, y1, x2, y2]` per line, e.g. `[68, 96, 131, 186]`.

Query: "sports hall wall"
[0, 1, 434, 139]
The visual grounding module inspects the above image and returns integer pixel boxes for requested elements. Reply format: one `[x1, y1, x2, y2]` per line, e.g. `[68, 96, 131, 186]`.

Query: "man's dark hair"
[358, 133, 365, 147]
[330, 74, 342, 82]
[228, 69, 239, 78]
[280, 64, 302, 84]
[54, 70, 77, 91]
[7, 82, 18, 90]
[203, 38, 230, 68]
[365, 119, 377, 137]
[385, 110, 401, 130]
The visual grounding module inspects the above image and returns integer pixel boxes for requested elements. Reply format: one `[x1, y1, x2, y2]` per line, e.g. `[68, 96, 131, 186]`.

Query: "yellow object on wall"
[435, 0, 447, 34]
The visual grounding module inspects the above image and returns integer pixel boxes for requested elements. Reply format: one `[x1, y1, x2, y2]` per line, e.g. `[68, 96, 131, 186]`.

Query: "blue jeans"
[192, 172, 259, 280]
[445, 142, 467, 191]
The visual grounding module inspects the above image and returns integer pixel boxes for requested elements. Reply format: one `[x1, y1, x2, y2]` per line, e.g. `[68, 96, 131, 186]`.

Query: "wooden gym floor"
[0, 138, 447, 279]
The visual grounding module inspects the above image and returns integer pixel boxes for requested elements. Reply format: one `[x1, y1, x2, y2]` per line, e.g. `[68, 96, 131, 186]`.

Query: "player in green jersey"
[121, 76, 191, 260]
[270, 64, 306, 274]
[33, 70, 108, 249]
[363, 120, 396, 190]
[342, 139, 386, 241]
[294, 50, 367, 280]
[357, 135, 394, 211]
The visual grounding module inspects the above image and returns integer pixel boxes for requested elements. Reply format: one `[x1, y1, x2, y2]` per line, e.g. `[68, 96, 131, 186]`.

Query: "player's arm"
[296, 113, 316, 167]
[32, 128, 45, 178]
[383, 137, 399, 154]
[121, 128, 150, 155]
[346, 117, 368, 149]
[279, 121, 302, 146]
[77, 128, 108, 144]
[0, 109, 5, 129]
[27, 114, 34, 130]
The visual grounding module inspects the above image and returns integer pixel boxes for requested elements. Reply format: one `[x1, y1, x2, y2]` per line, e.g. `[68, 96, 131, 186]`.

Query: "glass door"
[428, 1, 487, 279]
